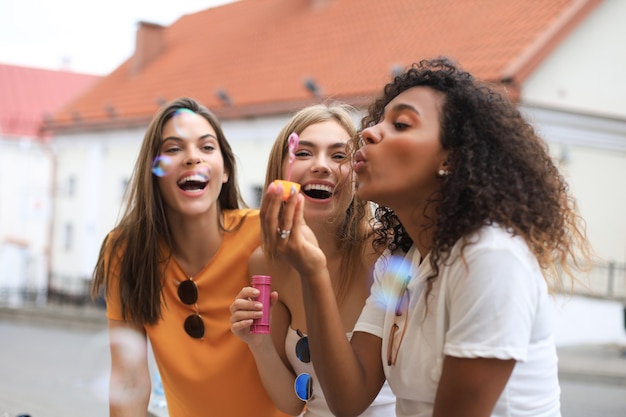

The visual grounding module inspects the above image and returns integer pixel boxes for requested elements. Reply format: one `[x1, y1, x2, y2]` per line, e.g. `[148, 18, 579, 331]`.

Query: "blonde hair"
[264, 103, 374, 304]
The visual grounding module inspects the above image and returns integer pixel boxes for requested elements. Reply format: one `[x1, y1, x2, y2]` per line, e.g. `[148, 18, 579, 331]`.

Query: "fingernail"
[255, 303, 263, 309]
[290, 185, 297, 196]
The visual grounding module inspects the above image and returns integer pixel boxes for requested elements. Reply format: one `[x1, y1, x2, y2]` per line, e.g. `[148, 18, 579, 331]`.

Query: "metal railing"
[571, 261, 626, 302]
[1, 262, 625, 309]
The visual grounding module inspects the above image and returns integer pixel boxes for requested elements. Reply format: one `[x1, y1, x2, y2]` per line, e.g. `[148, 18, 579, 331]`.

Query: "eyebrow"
[298, 140, 347, 149]
[162, 133, 218, 142]
[387, 103, 421, 115]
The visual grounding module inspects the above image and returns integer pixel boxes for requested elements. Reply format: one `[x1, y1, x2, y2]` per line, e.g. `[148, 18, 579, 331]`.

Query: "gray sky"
[0, 0, 236, 75]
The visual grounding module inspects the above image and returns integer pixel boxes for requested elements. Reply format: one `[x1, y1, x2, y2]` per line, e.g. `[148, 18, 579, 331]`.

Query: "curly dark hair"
[361, 57, 591, 295]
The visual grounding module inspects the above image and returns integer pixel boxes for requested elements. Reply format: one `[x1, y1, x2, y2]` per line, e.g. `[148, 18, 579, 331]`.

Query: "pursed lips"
[352, 149, 367, 174]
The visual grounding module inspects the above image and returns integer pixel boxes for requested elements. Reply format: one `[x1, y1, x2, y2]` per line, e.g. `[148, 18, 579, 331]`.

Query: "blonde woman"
[230, 103, 395, 416]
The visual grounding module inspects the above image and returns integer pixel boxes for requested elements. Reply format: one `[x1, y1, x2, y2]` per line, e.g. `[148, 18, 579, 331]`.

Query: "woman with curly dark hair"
[255, 58, 592, 417]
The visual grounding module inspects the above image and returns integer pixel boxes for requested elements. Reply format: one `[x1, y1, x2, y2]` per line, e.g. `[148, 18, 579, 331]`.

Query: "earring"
[438, 169, 451, 177]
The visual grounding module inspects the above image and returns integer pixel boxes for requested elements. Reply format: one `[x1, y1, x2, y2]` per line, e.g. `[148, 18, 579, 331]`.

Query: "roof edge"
[500, 0, 603, 84]
[42, 116, 153, 135]
[43, 93, 377, 134]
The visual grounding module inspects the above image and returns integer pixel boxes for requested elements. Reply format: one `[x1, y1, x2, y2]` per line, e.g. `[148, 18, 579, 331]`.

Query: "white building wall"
[522, 0, 626, 119]
[520, 0, 626, 283]
[0, 137, 53, 304]
[221, 115, 292, 207]
[522, 107, 626, 266]
[49, 129, 142, 296]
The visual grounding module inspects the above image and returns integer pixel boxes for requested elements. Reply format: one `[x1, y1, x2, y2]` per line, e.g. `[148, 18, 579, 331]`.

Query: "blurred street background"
[1, 295, 625, 417]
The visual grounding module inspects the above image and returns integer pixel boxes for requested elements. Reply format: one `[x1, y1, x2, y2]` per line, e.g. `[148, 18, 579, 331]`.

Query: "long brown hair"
[91, 97, 247, 324]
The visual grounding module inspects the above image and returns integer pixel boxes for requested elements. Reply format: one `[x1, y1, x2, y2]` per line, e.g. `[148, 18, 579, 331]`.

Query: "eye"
[332, 152, 347, 161]
[202, 143, 216, 152]
[393, 121, 410, 130]
[295, 149, 312, 158]
[163, 145, 181, 154]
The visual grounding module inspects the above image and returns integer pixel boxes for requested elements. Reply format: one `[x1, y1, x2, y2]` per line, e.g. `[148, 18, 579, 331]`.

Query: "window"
[64, 223, 73, 250]
[66, 175, 77, 197]
[251, 185, 263, 208]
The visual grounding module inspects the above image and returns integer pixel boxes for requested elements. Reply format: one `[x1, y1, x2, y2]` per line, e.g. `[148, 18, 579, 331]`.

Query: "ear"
[437, 155, 452, 177]
[222, 170, 229, 184]
[439, 152, 452, 171]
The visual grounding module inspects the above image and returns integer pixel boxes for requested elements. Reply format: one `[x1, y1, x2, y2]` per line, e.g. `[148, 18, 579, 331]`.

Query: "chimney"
[132, 21, 165, 75]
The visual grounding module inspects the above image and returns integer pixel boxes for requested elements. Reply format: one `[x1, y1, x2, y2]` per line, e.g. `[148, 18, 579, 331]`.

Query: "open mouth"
[177, 173, 209, 191]
[302, 183, 333, 200]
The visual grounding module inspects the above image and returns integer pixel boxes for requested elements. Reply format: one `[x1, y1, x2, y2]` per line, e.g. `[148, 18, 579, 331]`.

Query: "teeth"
[304, 184, 333, 193]
[178, 174, 208, 184]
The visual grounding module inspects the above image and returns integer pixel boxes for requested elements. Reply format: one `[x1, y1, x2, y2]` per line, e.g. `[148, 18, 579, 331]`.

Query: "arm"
[260, 183, 386, 417]
[230, 248, 306, 415]
[108, 319, 151, 417]
[231, 288, 306, 415]
[433, 356, 515, 417]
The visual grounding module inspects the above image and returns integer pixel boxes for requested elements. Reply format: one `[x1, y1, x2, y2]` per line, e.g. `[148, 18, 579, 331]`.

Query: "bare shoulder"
[248, 247, 294, 291]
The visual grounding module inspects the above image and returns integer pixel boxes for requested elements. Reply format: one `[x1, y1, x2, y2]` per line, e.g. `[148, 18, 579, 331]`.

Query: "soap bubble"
[376, 254, 413, 309]
[172, 108, 196, 138]
[77, 327, 146, 406]
[152, 155, 173, 177]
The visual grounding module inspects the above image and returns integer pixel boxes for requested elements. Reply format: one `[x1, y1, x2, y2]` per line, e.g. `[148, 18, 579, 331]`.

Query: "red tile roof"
[46, 0, 601, 133]
[0, 63, 100, 138]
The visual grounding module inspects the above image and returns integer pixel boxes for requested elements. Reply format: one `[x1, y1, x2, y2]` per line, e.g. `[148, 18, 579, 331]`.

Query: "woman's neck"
[168, 211, 223, 277]
[394, 203, 438, 260]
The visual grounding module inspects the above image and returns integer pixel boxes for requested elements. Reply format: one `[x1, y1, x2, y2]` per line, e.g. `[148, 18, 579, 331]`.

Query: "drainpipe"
[37, 125, 57, 304]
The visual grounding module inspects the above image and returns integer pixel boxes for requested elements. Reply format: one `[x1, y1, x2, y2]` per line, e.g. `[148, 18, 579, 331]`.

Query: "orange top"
[105, 209, 285, 417]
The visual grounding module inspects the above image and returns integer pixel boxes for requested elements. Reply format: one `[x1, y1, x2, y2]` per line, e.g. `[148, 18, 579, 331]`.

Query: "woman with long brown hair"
[92, 97, 284, 417]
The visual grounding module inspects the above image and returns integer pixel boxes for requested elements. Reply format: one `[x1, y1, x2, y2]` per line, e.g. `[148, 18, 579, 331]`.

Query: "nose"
[185, 150, 203, 165]
[360, 125, 382, 146]
[311, 155, 331, 175]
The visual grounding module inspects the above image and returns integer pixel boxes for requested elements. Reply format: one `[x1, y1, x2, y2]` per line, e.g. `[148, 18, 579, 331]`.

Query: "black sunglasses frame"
[178, 279, 205, 339]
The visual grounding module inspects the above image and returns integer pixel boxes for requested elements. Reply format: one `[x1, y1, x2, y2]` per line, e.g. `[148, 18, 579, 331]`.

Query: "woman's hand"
[260, 182, 327, 277]
[229, 286, 277, 347]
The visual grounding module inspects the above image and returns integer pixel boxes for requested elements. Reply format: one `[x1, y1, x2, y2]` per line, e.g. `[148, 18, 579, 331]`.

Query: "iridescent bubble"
[172, 108, 196, 138]
[108, 327, 146, 406]
[75, 330, 110, 404]
[76, 327, 146, 405]
[376, 254, 413, 309]
[197, 162, 211, 179]
[152, 155, 172, 177]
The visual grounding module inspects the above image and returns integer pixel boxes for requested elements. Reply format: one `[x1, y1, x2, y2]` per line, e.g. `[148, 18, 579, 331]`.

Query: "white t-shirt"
[354, 225, 561, 417]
